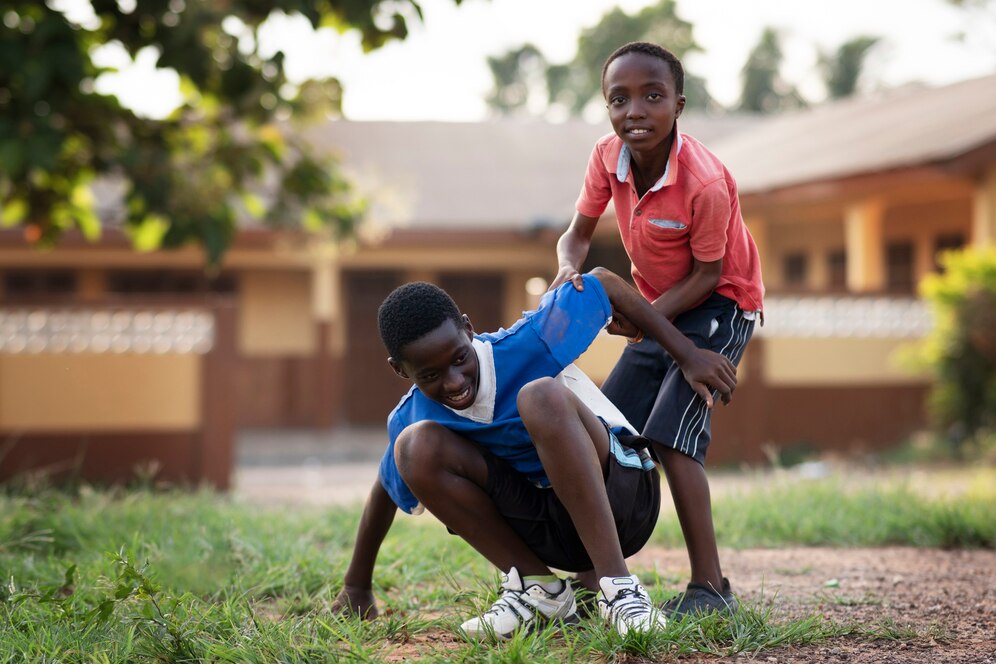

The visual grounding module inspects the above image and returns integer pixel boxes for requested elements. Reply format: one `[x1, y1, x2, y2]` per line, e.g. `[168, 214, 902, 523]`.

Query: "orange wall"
[0, 353, 201, 431]
[238, 270, 315, 356]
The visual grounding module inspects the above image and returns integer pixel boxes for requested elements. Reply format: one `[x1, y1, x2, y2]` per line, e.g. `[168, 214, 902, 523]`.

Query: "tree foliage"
[737, 27, 806, 113]
[0, 0, 453, 264]
[818, 36, 880, 100]
[485, 43, 545, 116]
[914, 248, 996, 450]
[485, 0, 711, 118]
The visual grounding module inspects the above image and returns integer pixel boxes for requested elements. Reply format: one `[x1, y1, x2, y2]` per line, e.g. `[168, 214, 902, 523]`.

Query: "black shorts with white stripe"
[600, 292, 755, 465]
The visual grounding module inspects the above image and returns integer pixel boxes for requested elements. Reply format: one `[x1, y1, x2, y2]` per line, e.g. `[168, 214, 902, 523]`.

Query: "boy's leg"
[515, 376, 628, 580]
[395, 421, 580, 639]
[517, 376, 666, 635]
[394, 420, 550, 577]
[603, 295, 754, 612]
[602, 336, 725, 587]
[656, 447, 722, 589]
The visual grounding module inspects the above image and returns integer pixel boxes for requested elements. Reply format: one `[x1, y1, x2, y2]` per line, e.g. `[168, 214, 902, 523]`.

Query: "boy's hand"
[679, 348, 737, 408]
[331, 585, 378, 620]
[549, 267, 585, 292]
[606, 310, 640, 339]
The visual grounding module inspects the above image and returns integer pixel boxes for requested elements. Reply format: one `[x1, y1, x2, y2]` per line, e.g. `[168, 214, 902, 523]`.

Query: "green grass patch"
[0, 474, 990, 661]
[651, 474, 996, 549]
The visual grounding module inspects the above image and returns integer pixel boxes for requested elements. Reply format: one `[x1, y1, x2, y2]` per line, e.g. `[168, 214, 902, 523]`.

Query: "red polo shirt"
[576, 131, 764, 313]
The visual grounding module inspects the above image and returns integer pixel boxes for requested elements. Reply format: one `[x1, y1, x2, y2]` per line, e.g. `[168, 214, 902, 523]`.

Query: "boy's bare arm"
[331, 478, 398, 619]
[589, 266, 737, 407]
[651, 257, 723, 320]
[550, 212, 599, 291]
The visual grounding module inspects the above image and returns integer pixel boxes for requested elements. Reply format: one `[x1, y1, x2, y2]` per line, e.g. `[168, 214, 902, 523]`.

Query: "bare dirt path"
[629, 545, 995, 662]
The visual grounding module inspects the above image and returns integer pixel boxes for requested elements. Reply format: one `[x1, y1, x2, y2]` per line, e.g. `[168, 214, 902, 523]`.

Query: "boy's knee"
[517, 376, 571, 420]
[394, 421, 449, 480]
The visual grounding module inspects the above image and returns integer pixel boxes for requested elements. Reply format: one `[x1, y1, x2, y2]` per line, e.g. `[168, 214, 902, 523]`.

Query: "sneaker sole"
[463, 612, 582, 641]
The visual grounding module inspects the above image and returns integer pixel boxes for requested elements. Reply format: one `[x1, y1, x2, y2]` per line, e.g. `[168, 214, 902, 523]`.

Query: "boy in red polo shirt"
[550, 41, 764, 617]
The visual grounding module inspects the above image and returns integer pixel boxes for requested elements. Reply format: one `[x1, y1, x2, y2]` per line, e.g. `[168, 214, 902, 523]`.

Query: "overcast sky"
[70, 0, 996, 121]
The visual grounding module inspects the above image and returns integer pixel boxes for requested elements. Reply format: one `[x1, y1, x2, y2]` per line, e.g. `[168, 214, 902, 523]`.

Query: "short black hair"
[378, 281, 463, 360]
[601, 41, 684, 96]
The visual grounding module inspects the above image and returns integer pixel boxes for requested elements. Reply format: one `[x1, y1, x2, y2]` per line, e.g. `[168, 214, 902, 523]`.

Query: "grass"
[1, 469, 992, 662]
[652, 467, 996, 549]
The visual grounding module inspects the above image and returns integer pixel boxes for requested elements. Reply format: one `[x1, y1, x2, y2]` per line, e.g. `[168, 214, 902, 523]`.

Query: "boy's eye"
[453, 353, 467, 366]
[647, 92, 662, 102]
[609, 96, 627, 106]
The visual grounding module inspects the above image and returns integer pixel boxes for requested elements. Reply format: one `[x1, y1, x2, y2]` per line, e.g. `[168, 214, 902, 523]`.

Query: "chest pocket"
[648, 218, 687, 230]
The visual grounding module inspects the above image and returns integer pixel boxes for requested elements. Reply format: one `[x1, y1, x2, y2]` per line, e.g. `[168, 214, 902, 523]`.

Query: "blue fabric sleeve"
[527, 274, 612, 368]
[378, 417, 420, 514]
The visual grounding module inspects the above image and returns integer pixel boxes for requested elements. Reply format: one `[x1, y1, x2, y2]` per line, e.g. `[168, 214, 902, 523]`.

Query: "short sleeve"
[378, 415, 422, 514]
[689, 178, 732, 262]
[527, 274, 612, 368]
[575, 142, 613, 218]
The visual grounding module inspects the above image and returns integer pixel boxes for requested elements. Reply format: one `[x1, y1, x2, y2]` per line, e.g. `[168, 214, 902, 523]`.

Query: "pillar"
[844, 198, 886, 293]
[972, 164, 996, 248]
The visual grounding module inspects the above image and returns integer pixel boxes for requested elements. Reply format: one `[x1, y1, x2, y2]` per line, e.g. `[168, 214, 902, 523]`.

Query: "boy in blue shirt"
[331, 267, 737, 638]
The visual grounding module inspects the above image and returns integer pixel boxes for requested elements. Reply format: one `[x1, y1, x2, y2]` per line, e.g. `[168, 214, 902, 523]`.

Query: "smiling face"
[603, 51, 685, 153]
[389, 316, 479, 410]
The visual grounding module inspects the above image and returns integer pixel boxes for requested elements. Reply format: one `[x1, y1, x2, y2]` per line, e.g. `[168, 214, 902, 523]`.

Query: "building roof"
[710, 74, 996, 194]
[306, 116, 757, 231]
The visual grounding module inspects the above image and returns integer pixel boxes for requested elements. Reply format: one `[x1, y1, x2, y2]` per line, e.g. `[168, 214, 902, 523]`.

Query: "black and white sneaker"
[460, 567, 579, 640]
[597, 575, 667, 636]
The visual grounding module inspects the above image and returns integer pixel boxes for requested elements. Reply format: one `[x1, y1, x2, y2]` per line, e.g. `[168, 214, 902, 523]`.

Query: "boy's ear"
[462, 314, 475, 337]
[387, 357, 409, 380]
[676, 94, 686, 117]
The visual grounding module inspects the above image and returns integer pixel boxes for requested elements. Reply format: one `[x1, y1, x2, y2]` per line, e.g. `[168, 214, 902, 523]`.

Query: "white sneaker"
[598, 575, 667, 636]
[460, 567, 579, 640]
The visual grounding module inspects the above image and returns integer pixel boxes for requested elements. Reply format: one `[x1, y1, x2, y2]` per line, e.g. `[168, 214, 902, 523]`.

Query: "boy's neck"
[628, 132, 675, 196]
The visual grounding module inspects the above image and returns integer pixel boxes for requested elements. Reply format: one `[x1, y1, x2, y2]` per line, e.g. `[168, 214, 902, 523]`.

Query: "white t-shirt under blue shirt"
[379, 275, 647, 515]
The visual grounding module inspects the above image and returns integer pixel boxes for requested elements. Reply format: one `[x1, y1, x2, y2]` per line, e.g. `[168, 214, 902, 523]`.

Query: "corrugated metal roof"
[306, 116, 757, 230]
[709, 74, 996, 194]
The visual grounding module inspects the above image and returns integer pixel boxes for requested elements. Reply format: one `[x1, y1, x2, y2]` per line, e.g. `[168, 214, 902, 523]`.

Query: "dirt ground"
[377, 546, 994, 663]
[628, 545, 996, 663]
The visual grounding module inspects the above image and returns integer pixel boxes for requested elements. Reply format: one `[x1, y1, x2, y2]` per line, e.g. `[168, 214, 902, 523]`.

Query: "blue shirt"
[379, 275, 616, 514]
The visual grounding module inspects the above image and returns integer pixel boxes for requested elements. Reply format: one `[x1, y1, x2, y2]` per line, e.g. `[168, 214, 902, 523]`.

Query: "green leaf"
[1, 199, 28, 226]
[241, 193, 265, 219]
[76, 206, 102, 241]
[127, 214, 170, 252]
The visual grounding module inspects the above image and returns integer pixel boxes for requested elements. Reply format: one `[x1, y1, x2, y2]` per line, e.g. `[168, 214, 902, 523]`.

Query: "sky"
[62, 0, 996, 121]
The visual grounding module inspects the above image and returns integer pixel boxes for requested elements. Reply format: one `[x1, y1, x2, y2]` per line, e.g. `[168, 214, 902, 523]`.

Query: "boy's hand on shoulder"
[680, 348, 737, 408]
[331, 584, 378, 620]
[549, 267, 585, 292]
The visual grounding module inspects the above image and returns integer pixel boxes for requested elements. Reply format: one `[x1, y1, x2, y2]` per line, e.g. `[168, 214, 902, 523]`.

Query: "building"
[2, 74, 994, 484]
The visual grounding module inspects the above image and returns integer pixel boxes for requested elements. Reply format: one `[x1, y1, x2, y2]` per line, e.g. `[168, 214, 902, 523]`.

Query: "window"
[827, 249, 847, 290]
[782, 252, 809, 288]
[3, 270, 77, 299]
[886, 242, 915, 293]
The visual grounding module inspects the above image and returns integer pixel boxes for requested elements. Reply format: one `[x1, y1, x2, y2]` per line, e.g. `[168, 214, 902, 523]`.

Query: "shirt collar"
[442, 337, 496, 423]
[615, 125, 683, 192]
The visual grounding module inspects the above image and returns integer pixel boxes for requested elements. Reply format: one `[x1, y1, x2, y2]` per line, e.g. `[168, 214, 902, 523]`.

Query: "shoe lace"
[485, 587, 534, 620]
[607, 587, 652, 622]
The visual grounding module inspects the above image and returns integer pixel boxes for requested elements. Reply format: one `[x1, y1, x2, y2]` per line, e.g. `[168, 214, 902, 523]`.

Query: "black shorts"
[601, 293, 755, 464]
[481, 436, 661, 573]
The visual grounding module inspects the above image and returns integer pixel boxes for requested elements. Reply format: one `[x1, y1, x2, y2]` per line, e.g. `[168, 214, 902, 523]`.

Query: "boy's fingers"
[693, 382, 713, 408]
[571, 273, 584, 290]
